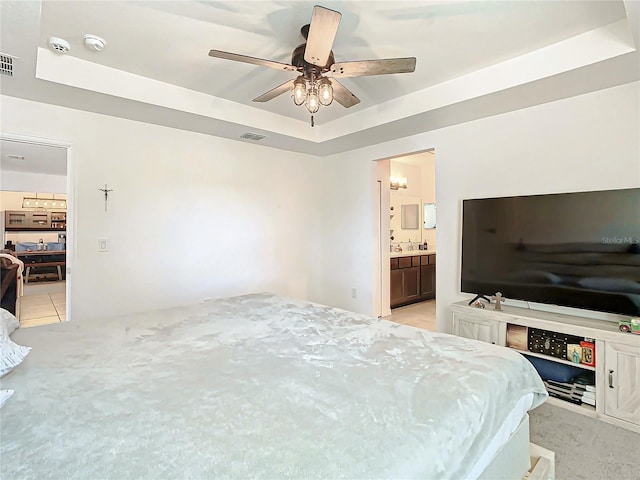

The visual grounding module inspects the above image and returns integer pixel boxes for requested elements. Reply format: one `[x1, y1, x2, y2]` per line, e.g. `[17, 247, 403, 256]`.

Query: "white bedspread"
[0, 293, 546, 479]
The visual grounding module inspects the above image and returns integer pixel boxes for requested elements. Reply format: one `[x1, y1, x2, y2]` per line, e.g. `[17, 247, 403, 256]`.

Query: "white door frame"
[373, 159, 391, 318]
[1, 132, 74, 322]
[372, 148, 436, 319]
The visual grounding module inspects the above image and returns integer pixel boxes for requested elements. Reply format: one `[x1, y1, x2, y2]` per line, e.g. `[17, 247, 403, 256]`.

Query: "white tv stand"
[451, 300, 640, 432]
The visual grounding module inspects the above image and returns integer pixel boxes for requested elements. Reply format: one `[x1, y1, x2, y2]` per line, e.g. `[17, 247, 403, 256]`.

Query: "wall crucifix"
[99, 184, 114, 212]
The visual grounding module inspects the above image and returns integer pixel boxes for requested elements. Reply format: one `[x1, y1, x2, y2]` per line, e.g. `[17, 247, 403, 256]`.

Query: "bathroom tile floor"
[383, 300, 437, 331]
[19, 281, 66, 328]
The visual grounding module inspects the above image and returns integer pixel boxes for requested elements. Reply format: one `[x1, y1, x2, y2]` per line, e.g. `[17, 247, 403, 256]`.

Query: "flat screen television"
[461, 188, 640, 316]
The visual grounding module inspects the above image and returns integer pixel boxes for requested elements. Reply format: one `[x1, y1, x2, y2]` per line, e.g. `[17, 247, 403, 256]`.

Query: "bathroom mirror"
[423, 203, 436, 229]
[401, 204, 420, 229]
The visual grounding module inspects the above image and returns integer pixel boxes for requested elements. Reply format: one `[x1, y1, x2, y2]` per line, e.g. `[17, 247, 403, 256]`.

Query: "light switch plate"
[98, 238, 108, 252]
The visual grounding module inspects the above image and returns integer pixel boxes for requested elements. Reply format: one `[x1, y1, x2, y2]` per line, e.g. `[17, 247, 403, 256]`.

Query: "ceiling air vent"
[0, 53, 15, 77]
[240, 132, 266, 141]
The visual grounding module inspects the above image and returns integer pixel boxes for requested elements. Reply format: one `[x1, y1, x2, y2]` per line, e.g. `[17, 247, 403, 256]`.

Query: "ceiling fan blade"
[304, 6, 342, 67]
[329, 58, 417, 78]
[209, 49, 298, 72]
[253, 79, 295, 103]
[330, 79, 360, 108]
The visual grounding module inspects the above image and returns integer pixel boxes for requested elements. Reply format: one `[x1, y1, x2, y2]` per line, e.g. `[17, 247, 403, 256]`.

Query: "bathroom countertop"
[390, 250, 436, 258]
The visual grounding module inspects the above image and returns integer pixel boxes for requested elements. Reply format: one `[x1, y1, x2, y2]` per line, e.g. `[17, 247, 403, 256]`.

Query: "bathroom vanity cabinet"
[390, 253, 436, 308]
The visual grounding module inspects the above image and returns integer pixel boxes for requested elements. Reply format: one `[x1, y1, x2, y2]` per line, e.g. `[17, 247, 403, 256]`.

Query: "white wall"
[389, 154, 437, 248]
[421, 153, 437, 250]
[390, 161, 422, 243]
[1, 171, 66, 193]
[0, 95, 323, 321]
[316, 82, 640, 330]
[2, 82, 637, 326]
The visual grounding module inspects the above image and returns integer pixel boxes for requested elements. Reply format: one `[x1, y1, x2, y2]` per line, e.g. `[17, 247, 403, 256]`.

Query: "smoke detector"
[48, 37, 70, 54]
[84, 34, 106, 52]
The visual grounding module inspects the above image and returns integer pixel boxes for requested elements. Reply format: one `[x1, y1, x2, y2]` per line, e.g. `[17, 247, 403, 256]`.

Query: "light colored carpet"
[529, 402, 640, 480]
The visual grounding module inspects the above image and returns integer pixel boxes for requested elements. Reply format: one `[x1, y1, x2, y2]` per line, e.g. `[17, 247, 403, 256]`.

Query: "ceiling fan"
[208, 5, 416, 124]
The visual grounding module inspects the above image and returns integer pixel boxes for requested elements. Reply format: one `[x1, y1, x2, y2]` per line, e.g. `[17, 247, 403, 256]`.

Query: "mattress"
[1, 293, 547, 479]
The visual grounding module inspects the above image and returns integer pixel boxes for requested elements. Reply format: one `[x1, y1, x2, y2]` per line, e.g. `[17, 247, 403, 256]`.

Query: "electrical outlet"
[98, 238, 108, 252]
[351, 288, 357, 299]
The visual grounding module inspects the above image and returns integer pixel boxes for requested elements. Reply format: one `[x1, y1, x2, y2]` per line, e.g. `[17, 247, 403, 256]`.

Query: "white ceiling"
[0, 0, 638, 159]
[0, 139, 67, 176]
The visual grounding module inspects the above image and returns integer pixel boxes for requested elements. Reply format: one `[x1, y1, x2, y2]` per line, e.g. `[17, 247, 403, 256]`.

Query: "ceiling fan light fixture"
[318, 78, 333, 106]
[292, 77, 307, 106]
[306, 87, 320, 114]
[208, 5, 415, 121]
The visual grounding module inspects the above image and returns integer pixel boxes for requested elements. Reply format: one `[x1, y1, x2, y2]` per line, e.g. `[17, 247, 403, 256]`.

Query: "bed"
[0, 293, 547, 479]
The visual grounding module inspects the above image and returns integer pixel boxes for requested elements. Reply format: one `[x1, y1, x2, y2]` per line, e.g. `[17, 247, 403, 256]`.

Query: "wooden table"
[16, 250, 66, 283]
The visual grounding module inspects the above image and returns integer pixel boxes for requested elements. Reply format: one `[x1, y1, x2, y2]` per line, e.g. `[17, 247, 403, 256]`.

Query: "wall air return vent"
[240, 132, 266, 141]
[0, 53, 15, 77]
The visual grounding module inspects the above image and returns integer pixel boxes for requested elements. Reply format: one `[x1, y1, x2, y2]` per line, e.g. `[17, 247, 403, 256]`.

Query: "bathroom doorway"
[374, 149, 437, 329]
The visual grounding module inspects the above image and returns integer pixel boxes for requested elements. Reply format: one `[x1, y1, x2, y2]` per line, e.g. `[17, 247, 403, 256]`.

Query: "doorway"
[374, 149, 437, 330]
[0, 133, 72, 326]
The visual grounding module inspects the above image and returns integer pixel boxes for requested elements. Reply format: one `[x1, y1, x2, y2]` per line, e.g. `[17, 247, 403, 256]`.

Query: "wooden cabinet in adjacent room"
[390, 253, 436, 308]
[420, 254, 436, 299]
[4, 210, 66, 231]
[390, 267, 404, 306]
[5, 211, 29, 229]
[28, 211, 50, 229]
[403, 264, 421, 304]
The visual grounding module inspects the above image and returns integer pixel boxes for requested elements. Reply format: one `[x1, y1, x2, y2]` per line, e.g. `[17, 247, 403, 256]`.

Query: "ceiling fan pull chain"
[311, 115, 314, 127]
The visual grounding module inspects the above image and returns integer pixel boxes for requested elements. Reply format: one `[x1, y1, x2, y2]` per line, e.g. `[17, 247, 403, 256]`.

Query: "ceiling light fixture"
[290, 75, 334, 114]
[390, 177, 408, 190]
[83, 34, 106, 52]
[22, 194, 67, 210]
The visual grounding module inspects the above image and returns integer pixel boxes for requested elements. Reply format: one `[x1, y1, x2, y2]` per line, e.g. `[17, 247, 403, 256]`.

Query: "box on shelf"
[527, 328, 583, 360]
[566, 344, 583, 364]
[580, 340, 596, 367]
[506, 324, 528, 350]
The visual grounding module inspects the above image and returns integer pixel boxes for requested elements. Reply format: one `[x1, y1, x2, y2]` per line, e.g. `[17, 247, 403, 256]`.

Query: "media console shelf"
[451, 301, 640, 432]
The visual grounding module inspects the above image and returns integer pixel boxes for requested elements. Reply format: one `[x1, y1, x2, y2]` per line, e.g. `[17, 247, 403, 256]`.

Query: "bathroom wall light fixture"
[22, 194, 67, 210]
[390, 177, 408, 190]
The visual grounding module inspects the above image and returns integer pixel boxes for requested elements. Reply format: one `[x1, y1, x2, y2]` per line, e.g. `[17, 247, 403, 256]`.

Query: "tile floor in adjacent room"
[383, 300, 437, 331]
[19, 281, 66, 328]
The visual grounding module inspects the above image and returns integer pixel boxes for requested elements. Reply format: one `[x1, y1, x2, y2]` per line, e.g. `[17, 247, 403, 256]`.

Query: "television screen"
[461, 188, 640, 316]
